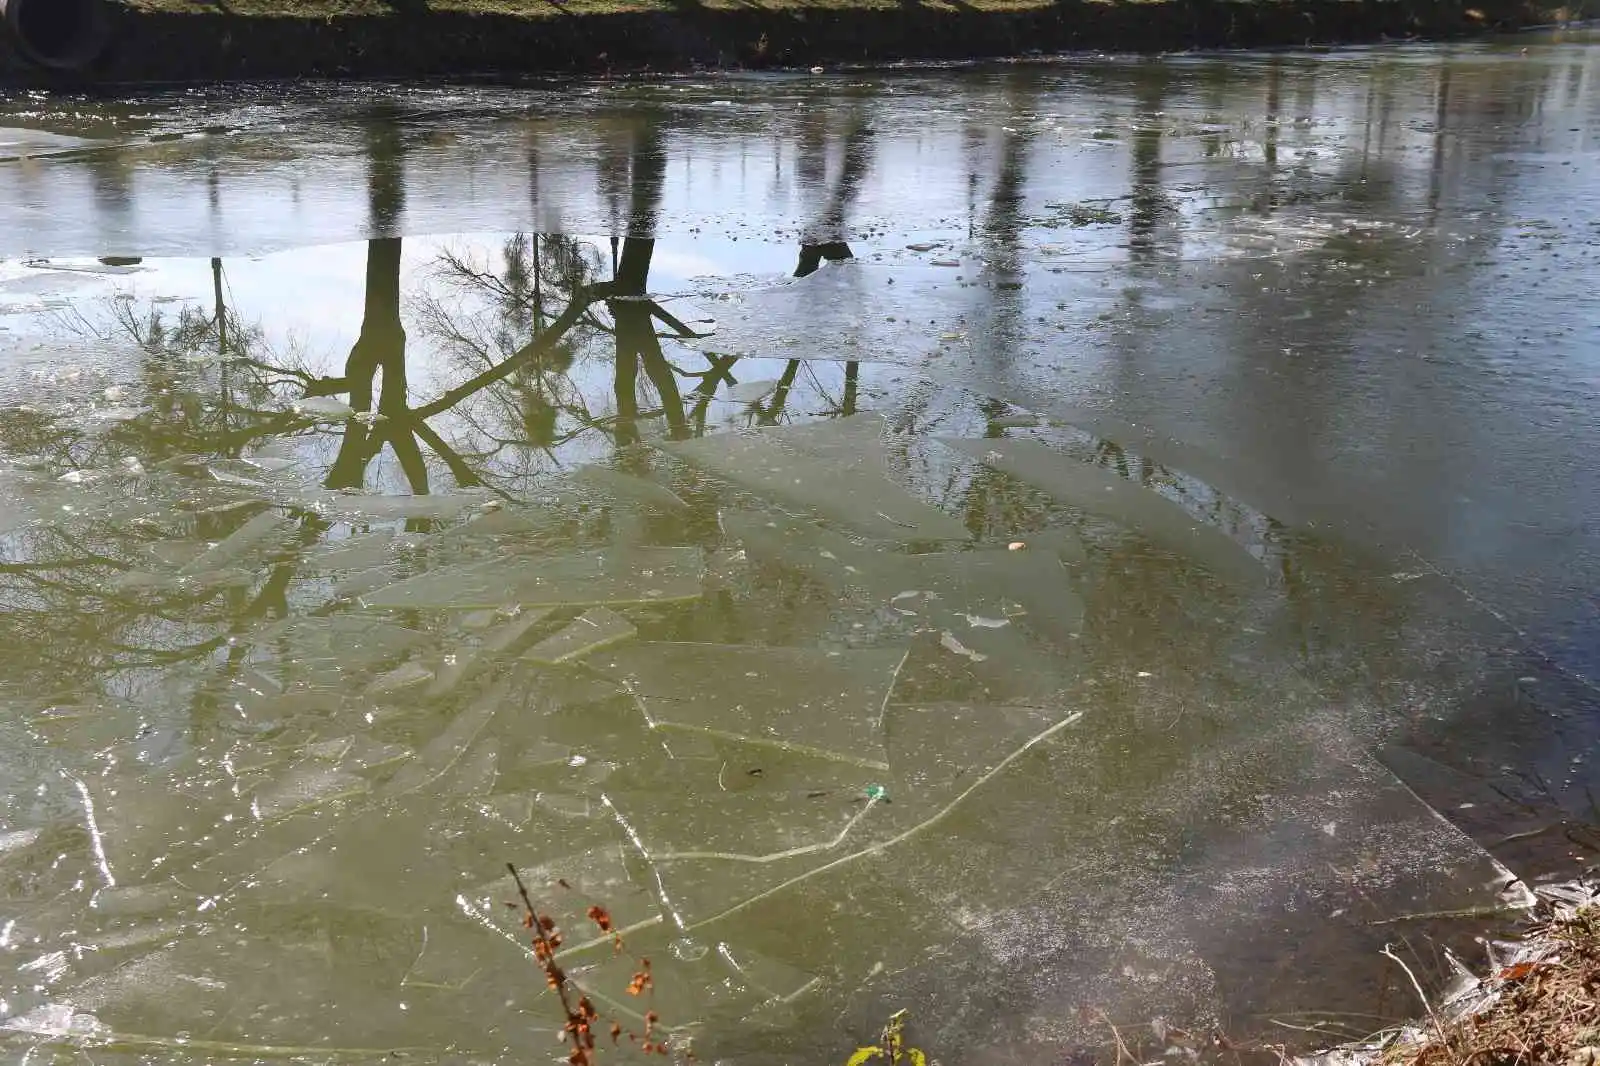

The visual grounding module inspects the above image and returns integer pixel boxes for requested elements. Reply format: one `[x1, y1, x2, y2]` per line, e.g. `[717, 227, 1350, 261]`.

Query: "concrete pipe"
[1, 0, 114, 72]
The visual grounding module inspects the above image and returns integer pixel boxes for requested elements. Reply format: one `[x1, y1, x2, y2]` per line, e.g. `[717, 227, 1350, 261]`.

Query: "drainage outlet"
[2, 0, 115, 72]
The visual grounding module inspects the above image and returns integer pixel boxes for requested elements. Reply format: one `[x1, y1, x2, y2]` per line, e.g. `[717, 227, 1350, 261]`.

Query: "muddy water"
[2, 32, 1599, 1066]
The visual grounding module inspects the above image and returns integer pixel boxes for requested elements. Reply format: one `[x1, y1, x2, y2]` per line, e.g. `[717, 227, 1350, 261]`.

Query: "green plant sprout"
[845, 1009, 928, 1066]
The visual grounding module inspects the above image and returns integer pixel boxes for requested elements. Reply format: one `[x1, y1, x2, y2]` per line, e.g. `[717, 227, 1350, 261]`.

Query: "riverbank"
[1297, 878, 1600, 1066]
[1, 0, 1592, 84]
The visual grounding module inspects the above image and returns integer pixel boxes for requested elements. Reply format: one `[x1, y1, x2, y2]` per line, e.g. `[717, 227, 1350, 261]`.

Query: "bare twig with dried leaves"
[506, 863, 686, 1064]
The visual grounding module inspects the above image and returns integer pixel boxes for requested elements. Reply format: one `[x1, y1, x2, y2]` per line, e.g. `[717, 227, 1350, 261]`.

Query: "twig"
[507, 863, 580, 1022]
[1370, 904, 1527, 926]
[1095, 1009, 1141, 1066]
[1380, 942, 1447, 1048]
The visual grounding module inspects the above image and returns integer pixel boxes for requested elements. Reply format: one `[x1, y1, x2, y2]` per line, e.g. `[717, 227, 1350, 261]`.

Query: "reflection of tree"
[979, 80, 1035, 279]
[22, 263, 306, 477]
[964, 73, 1041, 372]
[598, 120, 712, 448]
[317, 120, 436, 495]
[300, 120, 504, 497]
[323, 237, 438, 493]
[1127, 65, 1172, 263]
[1263, 59, 1282, 170]
[420, 233, 597, 454]
[794, 106, 875, 278]
[1426, 62, 1452, 214]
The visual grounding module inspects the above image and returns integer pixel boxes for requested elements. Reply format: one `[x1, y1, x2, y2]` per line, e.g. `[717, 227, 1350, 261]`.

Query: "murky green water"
[2, 32, 1599, 1066]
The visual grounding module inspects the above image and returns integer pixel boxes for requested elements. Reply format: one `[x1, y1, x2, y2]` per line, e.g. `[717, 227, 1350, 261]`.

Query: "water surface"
[1, 33, 1599, 1066]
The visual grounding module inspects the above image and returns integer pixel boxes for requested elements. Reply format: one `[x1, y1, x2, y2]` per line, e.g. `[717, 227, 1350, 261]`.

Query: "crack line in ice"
[1402, 547, 1600, 697]
[603, 793, 690, 931]
[685, 709, 1084, 931]
[652, 796, 882, 864]
[64, 773, 114, 888]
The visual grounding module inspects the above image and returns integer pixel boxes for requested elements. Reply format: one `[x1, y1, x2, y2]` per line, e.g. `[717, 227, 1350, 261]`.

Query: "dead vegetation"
[505, 863, 690, 1064]
[1401, 905, 1599, 1066]
[1300, 879, 1600, 1066]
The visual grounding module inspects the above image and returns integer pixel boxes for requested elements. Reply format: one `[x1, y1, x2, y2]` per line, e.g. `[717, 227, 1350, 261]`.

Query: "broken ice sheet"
[364, 659, 436, 696]
[570, 463, 690, 513]
[591, 643, 904, 768]
[87, 774, 254, 885]
[626, 850, 829, 932]
[438, 737, 499, 798]
[296, 488, 495, 523]
[89, 881, 193, 918]
[248, 762, 369, 821]
[472, 789, 596, 832]
[659, 847, 953, 977]
[424, 606, 556, 698]
[757, 412, 899, 479]
[938, 436, 1265, 585]
[0, 828, 42, 855]
[489, 843, 660, 946]
[299, 529, 400, 574]
[603, 786, 894, 865]
[881, 702, 1077, 820]
[723, 378, 780, 406]
[524, 607, 637, 666]
[939, 630, 988, 662]
[716, 940, 821, 1003]
[379, 683, 501, 800]
[246, 801, 473, 915]
[138, 538, 210, 569]
[660, 422, 968, 542]
[306, 736, 354, 762]
[602, 739, 872, 799]
[398, 921, 489, 992]
[571, 927, 798, 1027]
[332, 565, 396, 600]
[724, 510, 1085, 644]
[290, 395, 356, 419]
[719, 509, 874, 588]
[682, 264, 973, 366]
[107, 566, 256, 594]
[438, 504, 551, 542]
[358, 547, 704, 610]
[499, 690, 676, 777]
[248, 615, 430, 681]
[47, 919, 437, 1052]
[891, 625, 1079, 705]
[177, 508, 296, 576]
[337, 736, 412, 774]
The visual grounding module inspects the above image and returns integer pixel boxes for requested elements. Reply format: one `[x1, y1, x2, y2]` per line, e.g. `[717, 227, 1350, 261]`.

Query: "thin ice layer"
[939, 436, 1266, 585]
[661, 423, 968, 542]
[592, 643, 906, 767]
[358, 547, 705, 610]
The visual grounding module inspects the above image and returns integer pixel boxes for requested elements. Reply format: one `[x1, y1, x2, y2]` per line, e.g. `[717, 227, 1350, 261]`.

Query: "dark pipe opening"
[3, 0, 113, 71]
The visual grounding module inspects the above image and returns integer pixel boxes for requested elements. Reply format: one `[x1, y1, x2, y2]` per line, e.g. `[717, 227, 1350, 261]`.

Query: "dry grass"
[1292, 883, 1600, 1066]
[1398, 904, 1600, 1066]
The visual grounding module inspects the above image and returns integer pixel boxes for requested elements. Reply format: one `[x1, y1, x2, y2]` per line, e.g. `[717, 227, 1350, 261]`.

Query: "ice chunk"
[939, 437, 1265, 585]
[359, 547, 704, 610]
[524, 607, 638, 666]
[592, 643, 904, 768]
[662, 421, 967, 542]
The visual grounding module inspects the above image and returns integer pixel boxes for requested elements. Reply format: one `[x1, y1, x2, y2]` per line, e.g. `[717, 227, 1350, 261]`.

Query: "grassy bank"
[0, 0, 1588, 84]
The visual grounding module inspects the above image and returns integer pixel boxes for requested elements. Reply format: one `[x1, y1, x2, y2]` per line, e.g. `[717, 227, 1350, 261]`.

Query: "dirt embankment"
[0, 0, 1590, 85]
